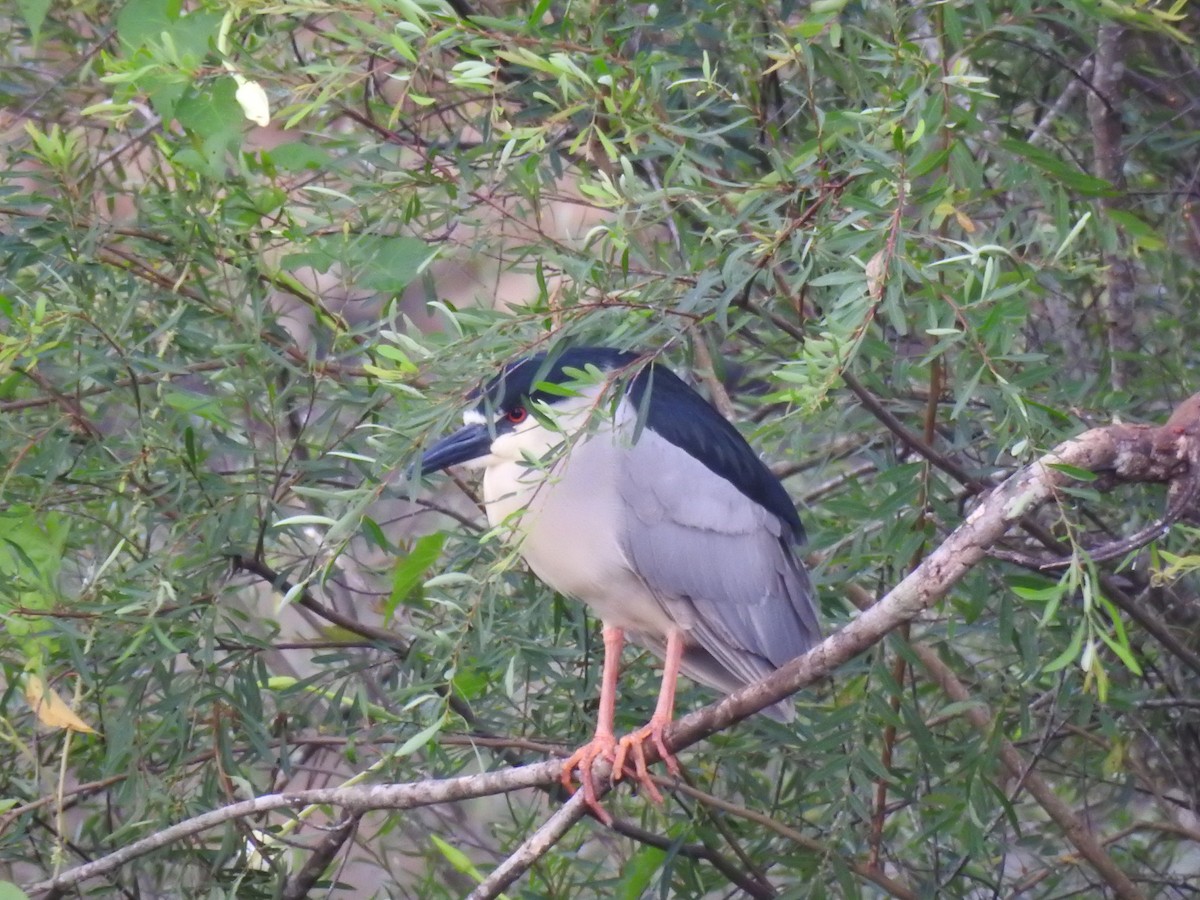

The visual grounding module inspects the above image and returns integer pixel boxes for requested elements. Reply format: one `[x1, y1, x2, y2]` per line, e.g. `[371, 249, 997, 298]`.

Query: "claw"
[559, 626, 687, 822]
[612, 717, 680, 805]
[610, 628, 685, 804]
[561, 733, 617, 824]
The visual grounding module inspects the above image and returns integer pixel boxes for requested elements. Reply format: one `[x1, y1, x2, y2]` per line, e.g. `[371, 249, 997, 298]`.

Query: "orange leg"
[612, 629, 685, 804]
[561, 624, 623, 824]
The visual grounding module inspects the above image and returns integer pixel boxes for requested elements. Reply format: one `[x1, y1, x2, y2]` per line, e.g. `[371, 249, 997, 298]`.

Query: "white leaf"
[235, 78, 270, 126]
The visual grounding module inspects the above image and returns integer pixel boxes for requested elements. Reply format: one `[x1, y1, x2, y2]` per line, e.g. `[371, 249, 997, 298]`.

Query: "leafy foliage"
[2, 0, 1199, 896]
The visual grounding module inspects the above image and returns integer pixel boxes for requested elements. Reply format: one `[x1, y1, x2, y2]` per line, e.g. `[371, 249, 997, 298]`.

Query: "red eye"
[505, 406, 528, 424]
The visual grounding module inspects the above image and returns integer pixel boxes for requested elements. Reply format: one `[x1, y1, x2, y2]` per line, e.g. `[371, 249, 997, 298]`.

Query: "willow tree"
[3, 0, 1199, 897]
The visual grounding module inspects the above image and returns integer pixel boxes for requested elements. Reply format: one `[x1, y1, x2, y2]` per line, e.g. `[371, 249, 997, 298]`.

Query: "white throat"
[477, 386, 630, 531]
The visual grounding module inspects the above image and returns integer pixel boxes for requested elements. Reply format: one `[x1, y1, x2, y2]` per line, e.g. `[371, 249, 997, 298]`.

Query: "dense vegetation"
[2, 0, 1199, 896]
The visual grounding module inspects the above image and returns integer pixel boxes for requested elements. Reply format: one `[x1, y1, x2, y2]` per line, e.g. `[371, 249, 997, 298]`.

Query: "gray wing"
[617, 430, 820, 713]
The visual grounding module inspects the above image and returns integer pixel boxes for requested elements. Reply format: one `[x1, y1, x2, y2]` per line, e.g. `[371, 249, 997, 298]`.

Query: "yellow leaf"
[23, 674, 97, 734]
[865, 249, 887, 301]
[234, 77, 271, 127]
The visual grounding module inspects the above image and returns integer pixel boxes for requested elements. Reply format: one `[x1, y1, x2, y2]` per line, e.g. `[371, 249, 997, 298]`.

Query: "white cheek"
[469, 384, 628, 469]
[490, 421, 563, 463]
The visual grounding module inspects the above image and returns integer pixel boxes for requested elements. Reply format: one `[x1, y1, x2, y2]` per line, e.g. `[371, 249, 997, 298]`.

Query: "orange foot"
[612, 718, 681, 805]
[561, 732, 618, 824]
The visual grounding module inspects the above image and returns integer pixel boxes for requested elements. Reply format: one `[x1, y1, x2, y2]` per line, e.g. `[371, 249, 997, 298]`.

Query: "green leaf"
[0, 881, 32, 900]
[396, 714, 445, 757]
[360, 516, 393, 553]
[266, 141, 332, 172]
[173, 78, 244, 176]
[273, 514, 338, 527]
[1010, 581, 1063, 602]
[450, 666, 488, 700]
[618, 846, 666, 900]
[162, 389, 235, 429]
[1105, 209, 1165, 251]
[1097, 627, 1143, 676]
[374, 344, 418, 372]
[1046, 463, 1097, 482]
[1000, 139, 1115, 195]
[530, 379, 580, 397]
[429, 834, 489, 886]
[909, 146, 951, 178]
[385, 533, 447, 620]
[0, 508, 69, 657]
[117, 0, 220, 64]
[1043, 624, 1086, 673]
[281, 235, 435, 294]
[16, 0, 51, 45]
[117, 0, 181, 51]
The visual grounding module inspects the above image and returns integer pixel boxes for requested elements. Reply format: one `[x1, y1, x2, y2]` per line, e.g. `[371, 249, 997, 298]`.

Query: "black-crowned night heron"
[421, 347, 819, 819]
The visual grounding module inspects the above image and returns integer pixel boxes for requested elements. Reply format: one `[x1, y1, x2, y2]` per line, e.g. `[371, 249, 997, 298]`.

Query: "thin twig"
[1029, 59, 1094, 147]
[691, 338, 735, 420]
[665, 778, 917, 900]
[911, 640, 1142, 899]
[466, 792, 589, 900]
[280, 814, 361, 900]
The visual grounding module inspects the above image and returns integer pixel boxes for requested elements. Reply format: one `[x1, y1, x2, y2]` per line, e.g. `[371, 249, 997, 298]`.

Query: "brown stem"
[1086, 21, 1137, 390]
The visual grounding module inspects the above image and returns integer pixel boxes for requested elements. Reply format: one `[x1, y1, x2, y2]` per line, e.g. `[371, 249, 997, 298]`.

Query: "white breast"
[480, 403, 678, 637]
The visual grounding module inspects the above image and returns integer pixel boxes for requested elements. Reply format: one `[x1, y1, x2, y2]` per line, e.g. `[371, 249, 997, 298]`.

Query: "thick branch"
[29, 397, 1200, 897]
[1086, 21, 1137, 390]
[670, 410, 1197, 742]
[26, 765, 562, 895]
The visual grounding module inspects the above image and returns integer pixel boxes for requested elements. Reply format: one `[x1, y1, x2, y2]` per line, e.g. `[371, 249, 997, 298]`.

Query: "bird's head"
[421, 347, 642, 475]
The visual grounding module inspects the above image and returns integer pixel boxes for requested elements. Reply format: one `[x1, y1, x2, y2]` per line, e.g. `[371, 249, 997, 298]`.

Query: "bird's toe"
[612, 718, 678, 805]
[562, 732, 618, 824]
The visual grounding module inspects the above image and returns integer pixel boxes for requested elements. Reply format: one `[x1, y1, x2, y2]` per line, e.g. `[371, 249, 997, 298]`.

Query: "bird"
[421, 346, 820, 820]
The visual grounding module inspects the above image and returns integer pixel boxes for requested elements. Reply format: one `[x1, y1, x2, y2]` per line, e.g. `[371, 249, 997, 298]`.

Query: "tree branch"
[909, 641, 1142, 898]
[26, 765, 562, 895]
[29, 396, 1200, 897]
[280, 814, 360, 900]
[466, 791, 589, 900]
[663, 775, 917, 899]
[1086, 21, 1138, 390]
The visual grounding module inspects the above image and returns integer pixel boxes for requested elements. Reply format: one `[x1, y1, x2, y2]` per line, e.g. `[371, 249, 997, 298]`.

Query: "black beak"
[420, 423, 492, 475]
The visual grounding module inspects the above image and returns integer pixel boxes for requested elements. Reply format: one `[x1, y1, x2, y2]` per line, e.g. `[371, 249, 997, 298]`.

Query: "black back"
[475, 347, 805, 543]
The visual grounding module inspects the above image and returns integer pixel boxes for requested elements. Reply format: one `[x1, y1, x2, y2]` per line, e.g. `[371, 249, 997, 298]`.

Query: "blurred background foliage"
[2, 0, 1200, 896]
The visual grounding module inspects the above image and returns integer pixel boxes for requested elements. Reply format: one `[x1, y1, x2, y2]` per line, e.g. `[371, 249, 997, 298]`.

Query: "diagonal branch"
[280, 814, 360, 900]
[909, 640, 1142, 898]
[466, 791, 589, 900]
[29, 395, 1200, 898]
[26, 764, 565, 895]
[668, 397, 1198, 743]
